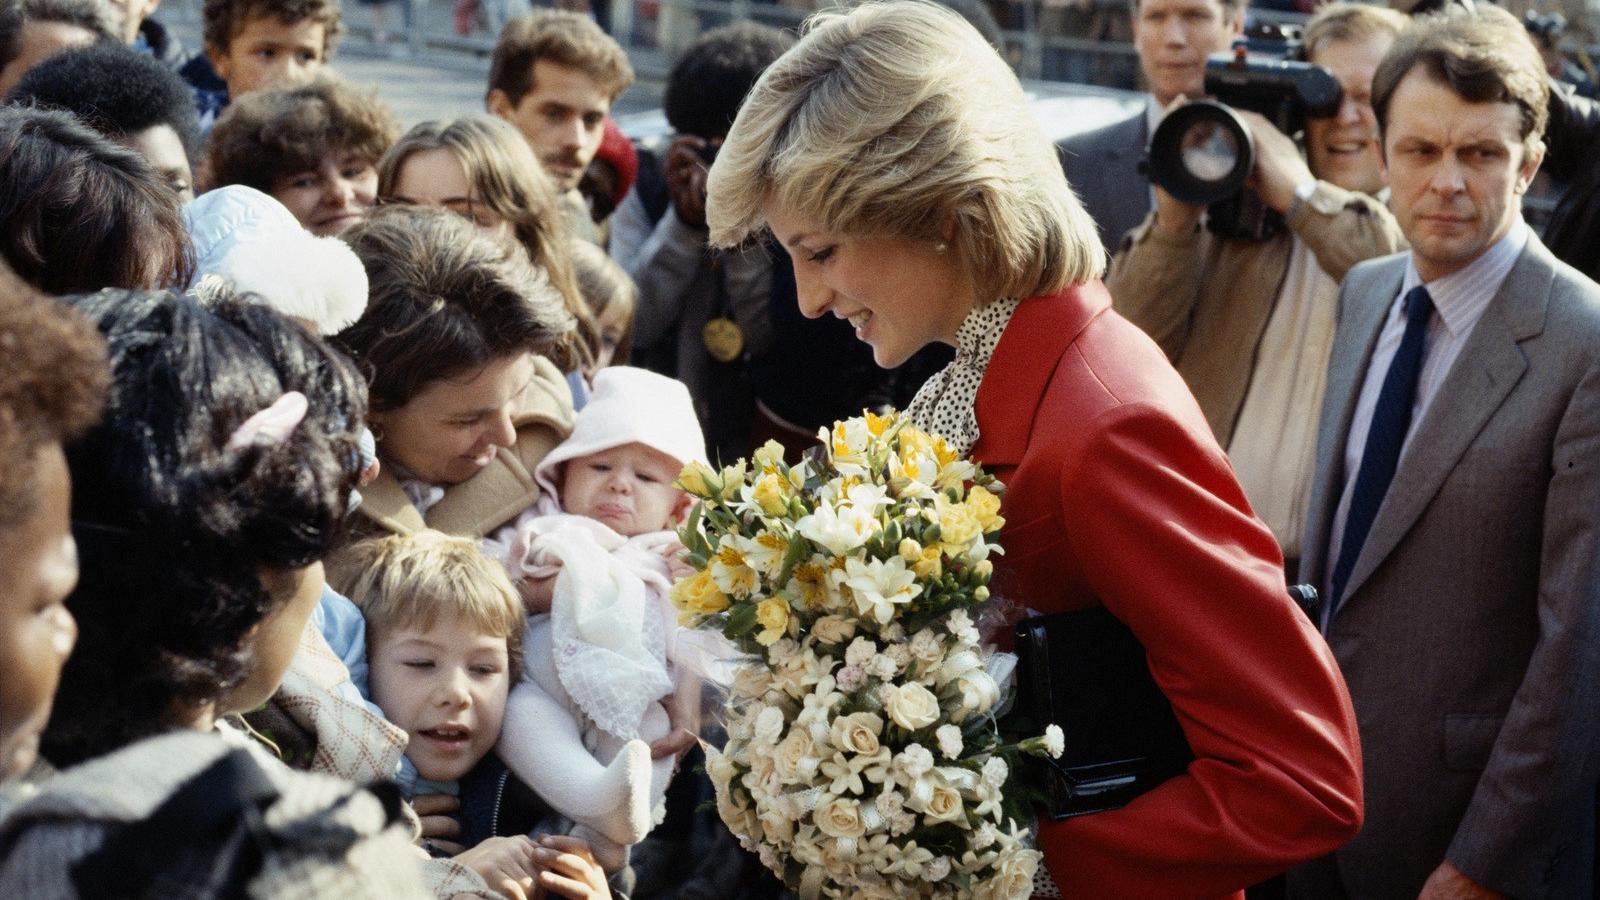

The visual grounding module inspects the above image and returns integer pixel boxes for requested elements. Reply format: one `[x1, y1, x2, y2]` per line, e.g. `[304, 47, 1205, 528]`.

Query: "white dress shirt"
[1324, 218, 1530, 597]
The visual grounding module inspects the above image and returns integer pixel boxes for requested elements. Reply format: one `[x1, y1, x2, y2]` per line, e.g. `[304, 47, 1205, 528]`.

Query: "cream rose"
[978, 848, 1043, 900]
[732, 664, 773, 699]
[922, 780, 965, 824]
[829, 712, 884, 755]
[811, 614, 856, 645]
[774, 727, 821, 783]
[813, 795, 867, 839]
[885, 682, 941, 731]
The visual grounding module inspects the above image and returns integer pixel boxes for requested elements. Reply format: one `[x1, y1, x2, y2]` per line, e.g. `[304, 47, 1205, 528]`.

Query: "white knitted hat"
[535, 367, 708, 502]
[183, 186, 368, 335]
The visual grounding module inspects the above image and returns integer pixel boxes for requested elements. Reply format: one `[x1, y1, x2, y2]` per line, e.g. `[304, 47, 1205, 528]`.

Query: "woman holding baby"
[704, 2, 1364, 895]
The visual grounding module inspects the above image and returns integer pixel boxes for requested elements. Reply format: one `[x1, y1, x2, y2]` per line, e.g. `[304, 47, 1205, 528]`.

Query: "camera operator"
[1543, 78, 1600, 280]
[1106, 1, 1408, 568]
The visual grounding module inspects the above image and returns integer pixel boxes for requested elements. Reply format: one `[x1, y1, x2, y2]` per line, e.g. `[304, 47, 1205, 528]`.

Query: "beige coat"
[355, 354, 575, 539]
[1106, 181, 1406, 446]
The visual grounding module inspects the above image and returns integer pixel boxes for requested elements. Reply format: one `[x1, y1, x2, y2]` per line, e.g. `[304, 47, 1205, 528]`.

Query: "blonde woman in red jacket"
[704, 3, 1364, 896]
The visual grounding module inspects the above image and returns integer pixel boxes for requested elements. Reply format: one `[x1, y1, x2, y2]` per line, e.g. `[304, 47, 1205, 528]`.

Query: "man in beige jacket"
[1107, 2, 1408, 568]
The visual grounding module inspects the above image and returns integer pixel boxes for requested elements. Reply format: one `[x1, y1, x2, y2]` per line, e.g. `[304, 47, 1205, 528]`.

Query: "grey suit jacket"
[1290, 235, 1600, 900]
[1057, 105, 1152, 254]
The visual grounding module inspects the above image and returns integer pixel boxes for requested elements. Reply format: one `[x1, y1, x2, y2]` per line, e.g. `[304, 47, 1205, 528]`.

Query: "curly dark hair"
[0, 0, 115, 74]
[207, 76, 398, 194]
[9, 43, 201, 161]
[200, 0, 341, 59]
[663, 22, 793, 141]
[0, 105, 193, 293]
[334, 205, 578, 412]
[0, 261, 105, 533]
[42, 289, 367, 766]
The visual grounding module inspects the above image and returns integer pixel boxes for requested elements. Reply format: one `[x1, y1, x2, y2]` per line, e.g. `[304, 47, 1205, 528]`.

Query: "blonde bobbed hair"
[706, 0, 1104, 301]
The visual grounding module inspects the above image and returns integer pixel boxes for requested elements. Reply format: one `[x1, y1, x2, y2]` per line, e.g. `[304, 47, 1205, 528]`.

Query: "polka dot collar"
[905, 297, 1021, 455]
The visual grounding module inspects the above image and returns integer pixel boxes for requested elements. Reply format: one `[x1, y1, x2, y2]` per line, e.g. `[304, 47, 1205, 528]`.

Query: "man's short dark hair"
[0, 105, 193, 293]
[0, 0, 115, 71]
[663, 22, 793, 140]
[1372, 4, 1549, 153]
[9, 43, 199, 160]
[487, 9, 632, 106]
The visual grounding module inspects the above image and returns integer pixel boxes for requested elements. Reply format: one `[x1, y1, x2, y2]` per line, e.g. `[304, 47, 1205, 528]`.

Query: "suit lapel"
[1301, 258, 1403, 585]
[1338, 240, 1553, 605]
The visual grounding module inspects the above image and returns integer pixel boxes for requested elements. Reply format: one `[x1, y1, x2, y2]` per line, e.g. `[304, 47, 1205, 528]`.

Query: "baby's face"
[369, 613, 510, 782]
[562, 443, 687, 537]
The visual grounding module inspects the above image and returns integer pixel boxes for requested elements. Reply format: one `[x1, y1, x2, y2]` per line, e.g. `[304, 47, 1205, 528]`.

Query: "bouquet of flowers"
[671, 411, 1063, 900]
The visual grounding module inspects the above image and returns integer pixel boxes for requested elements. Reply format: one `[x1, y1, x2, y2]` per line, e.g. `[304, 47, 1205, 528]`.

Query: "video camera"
[1143, 24, 1342, 242]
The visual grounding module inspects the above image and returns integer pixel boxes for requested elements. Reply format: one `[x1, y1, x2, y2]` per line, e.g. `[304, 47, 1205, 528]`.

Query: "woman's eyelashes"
[807, 245, 836, 264]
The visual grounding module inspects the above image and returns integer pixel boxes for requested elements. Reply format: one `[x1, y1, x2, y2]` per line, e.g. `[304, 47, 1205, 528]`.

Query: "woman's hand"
[517, 572, 557, 616]
[413, 793, 466, 855]
[531, 835, 612, 899]
[454, 835, 540, 900]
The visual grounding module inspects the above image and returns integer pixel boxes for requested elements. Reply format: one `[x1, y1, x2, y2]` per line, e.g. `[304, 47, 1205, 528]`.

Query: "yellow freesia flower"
[755, 597, 791, 646]
[671, 570, 730, 616]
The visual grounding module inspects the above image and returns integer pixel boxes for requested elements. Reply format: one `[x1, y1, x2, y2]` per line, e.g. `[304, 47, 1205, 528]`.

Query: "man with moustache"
[487, 9, 632, 243]
[1107, 2, 1408, 571]
[1292, 6, 1600, 898]
[1058, 0, 1242, 250]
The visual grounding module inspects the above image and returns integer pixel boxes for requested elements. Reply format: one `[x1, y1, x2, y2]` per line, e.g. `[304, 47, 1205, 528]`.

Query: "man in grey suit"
[1057, 0, 1241, 252]
[1292, 7, 1600, 900]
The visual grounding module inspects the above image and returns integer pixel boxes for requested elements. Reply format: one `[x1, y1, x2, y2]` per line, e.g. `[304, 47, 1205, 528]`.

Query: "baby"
[488, 366, 705, 871]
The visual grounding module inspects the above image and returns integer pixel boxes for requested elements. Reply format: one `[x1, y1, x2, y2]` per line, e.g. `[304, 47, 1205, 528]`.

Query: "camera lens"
[1145, 100, 1254, 206]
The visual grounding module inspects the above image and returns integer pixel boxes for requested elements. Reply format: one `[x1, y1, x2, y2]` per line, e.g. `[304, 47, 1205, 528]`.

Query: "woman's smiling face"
[764, 203, 974, 369]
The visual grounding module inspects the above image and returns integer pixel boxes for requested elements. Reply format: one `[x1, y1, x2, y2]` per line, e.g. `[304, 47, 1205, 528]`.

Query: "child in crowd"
[9, 42, 199, 200]
[570, 238, 636, 377]
[0, 266, 104, 789]
[332, 529, 616, 899]
[190, 0, 341, 129]
[488, 366, 707, 871]
[207, 76, 399, 236]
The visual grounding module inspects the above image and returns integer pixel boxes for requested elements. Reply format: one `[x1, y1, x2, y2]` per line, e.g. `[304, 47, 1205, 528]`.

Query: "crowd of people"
[0, 0, 1596, 897]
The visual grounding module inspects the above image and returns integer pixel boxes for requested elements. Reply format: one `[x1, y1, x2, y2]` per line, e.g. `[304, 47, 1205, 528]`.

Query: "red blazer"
[973, 282, 1363, 899]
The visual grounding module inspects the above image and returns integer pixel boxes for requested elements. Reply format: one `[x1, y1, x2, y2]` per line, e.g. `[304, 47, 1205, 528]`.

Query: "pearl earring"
[934, 241, 948, 253]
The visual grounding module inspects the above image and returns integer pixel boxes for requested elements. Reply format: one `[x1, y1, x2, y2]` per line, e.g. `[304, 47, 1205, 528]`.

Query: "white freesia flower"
[835, 556, 923, 625]
[797, 500, 879, 556]
[843, 481, 891, 512]
[936, 724, 964, 759]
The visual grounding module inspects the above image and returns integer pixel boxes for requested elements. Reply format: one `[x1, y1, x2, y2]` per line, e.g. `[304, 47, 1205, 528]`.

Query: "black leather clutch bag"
[1013, 585, 1319, 819]
[1013, 605, 1194, 820]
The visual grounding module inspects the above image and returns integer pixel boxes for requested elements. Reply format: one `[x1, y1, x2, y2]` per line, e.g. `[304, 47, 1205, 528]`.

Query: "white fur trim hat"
[535, 367, 708, 500]
[183, 186, 368, 335]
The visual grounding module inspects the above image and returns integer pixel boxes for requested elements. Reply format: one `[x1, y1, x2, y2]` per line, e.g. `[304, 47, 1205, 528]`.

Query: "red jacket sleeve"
[1035, 400, 1363, 898]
